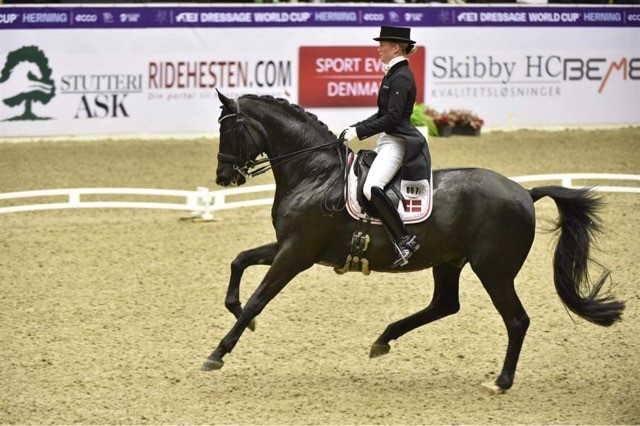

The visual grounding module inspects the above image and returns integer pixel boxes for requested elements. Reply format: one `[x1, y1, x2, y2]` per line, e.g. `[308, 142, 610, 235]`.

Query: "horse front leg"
[202, 245, 314, 371]
[225, 242, 279, 331]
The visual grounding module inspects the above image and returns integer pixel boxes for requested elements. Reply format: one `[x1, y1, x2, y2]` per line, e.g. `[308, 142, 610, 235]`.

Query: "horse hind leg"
[225, 242, 278, 331]
[370, 263, 462, 358]
[474, 270, 530, 394]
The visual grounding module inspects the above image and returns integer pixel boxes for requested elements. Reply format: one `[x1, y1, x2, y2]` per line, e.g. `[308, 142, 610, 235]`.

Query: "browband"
[218, 98, 242, 123]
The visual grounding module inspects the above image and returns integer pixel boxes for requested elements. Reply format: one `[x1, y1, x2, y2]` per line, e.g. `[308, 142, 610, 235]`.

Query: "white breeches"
[363, 132, 406, 200]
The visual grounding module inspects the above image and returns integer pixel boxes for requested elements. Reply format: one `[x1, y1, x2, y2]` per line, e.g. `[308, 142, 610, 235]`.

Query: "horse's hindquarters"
[431, 168, 536, 279]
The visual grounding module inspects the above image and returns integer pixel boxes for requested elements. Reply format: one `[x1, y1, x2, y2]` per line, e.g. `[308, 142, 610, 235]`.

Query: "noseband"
[217, 99, 344, 180]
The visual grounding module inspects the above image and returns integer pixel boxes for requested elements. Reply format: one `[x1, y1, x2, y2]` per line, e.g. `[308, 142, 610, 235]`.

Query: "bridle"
[216, 99, 267, 179]
[217, 99, 345, 181]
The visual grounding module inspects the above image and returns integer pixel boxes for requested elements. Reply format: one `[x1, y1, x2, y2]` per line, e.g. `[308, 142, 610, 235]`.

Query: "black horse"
[203, 91, 625, 393]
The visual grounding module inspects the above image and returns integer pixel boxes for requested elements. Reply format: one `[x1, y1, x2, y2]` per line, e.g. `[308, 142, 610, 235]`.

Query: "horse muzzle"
[216, 165, 246, 187]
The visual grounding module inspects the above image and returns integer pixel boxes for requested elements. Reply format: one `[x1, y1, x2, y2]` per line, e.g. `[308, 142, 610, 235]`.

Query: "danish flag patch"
[405, 199, 422, 213]
[345, 161, 433, 225]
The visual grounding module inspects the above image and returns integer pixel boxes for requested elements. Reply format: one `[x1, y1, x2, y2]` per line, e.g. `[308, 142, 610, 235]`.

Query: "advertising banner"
[1, 4, 638, 138]
[299, 46, 425, 107]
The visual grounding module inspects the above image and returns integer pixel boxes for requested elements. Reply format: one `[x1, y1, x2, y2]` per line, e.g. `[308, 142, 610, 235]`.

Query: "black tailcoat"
[352, 60, 431, 182]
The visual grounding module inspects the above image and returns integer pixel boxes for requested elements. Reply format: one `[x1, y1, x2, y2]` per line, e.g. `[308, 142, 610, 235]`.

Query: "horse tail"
[529, 186, 625, 327]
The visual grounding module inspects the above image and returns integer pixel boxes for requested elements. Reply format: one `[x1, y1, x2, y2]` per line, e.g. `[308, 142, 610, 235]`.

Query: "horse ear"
[216, 89, 236, 112]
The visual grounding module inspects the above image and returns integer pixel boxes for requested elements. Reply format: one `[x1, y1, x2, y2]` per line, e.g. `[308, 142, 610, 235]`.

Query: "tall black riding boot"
[369, 186, 420, 267]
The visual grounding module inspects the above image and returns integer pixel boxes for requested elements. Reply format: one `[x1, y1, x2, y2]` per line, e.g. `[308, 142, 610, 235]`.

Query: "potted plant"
[433, 111, 455, 137]
[448, 108, 484, 136]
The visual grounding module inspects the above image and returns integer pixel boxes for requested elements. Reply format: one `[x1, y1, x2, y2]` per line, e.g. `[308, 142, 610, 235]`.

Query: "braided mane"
[239, 94, 336, 139]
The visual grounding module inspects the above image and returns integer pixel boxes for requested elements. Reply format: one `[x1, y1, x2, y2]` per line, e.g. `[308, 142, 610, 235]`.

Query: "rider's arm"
[353, 75, 410, 140]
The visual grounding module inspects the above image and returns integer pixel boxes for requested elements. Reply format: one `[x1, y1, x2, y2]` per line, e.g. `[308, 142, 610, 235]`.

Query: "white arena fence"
[0, 174, 638, 220]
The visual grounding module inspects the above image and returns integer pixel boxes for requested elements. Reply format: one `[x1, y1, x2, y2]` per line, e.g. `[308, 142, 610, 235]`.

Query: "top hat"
[373, 26, 415, 44]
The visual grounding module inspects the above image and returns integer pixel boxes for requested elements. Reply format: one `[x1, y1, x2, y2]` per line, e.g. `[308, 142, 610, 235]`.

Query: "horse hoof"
[480, 381, 506, 395]
[201, 358, 224, 371]
[248, 318, 256, 332]
[369, 343, 391, 358]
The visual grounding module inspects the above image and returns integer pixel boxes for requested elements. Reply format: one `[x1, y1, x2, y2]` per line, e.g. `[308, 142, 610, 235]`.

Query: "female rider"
[342, 25, 431, 268]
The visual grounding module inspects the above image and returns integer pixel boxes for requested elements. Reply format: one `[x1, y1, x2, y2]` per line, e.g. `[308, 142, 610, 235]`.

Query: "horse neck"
[245, 101, 342, 188]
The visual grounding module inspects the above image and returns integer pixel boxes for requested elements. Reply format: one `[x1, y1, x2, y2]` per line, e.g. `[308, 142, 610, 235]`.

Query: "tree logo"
[0, 46, 55, 121]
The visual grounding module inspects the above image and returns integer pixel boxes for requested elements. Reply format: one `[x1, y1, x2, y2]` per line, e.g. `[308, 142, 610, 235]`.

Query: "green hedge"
[410, 103, 438, 137]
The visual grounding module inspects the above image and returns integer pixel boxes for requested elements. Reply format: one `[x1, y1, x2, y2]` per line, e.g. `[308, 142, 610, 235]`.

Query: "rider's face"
[378, 41, 399, 64]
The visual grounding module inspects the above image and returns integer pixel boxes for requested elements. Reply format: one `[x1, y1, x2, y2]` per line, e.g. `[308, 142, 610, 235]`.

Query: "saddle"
[345, 150, 433, 225]
[334, 150, 433, 276]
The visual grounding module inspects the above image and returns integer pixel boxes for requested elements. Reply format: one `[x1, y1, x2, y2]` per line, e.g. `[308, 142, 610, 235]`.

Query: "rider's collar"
[384, 56, 407, 74]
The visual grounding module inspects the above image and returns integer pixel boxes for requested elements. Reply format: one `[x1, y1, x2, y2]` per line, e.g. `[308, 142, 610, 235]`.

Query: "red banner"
[298, 46, 425, 107]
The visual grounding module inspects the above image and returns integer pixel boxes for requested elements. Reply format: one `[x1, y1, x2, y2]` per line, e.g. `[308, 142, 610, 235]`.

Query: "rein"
[242, 141, 342, 179]
[217, 106, 344, 181]
[218, 98, 349, 214]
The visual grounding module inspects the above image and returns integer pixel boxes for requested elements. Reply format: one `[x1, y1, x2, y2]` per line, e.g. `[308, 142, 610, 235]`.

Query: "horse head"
[215, 90, 268, 187]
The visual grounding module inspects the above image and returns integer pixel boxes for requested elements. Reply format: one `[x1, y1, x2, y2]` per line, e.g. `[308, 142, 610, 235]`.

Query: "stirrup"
[392, 235, 420, 268]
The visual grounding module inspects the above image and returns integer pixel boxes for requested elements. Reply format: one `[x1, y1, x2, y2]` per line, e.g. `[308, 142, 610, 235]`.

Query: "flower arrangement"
[447, 108, 485, 130]
[420, 106, 484, 137]
[411, 104, 484, 137]
[433, 111, 456, 128]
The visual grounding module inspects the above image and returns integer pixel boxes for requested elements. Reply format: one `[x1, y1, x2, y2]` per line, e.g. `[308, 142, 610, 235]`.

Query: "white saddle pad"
[345, 158, 433, 225]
